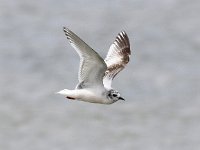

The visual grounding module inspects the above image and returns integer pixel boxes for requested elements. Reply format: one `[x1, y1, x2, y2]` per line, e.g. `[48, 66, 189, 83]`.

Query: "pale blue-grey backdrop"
[0, 0, 200, 150]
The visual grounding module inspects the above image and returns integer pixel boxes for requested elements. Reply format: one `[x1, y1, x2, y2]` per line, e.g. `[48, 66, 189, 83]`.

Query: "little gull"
[57, 27, 131, 104]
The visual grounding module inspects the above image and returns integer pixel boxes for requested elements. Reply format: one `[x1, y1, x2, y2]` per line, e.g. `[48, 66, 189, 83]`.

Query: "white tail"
[57, 89, 70, 96]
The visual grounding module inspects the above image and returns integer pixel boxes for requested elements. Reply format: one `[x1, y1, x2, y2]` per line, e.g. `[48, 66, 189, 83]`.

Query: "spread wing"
[103, 31, 131, 89]
[63, 27, 107, 88]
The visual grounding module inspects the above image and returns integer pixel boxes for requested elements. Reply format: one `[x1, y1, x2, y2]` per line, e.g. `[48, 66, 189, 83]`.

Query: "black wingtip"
[115, 30, 130, 49]
[121, 30, 126, 35]
[63, 26, 68, 32]
[63, 27, 71, 39]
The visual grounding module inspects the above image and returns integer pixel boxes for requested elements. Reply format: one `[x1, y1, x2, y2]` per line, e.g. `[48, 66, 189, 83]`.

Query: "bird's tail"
[56, 89, 70, 96]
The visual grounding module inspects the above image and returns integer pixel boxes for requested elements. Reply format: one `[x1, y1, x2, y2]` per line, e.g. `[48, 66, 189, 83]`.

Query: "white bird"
[57, 27, 131, 104]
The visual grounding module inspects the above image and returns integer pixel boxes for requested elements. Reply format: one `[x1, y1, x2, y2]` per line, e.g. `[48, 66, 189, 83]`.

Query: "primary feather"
[103, 31, 131, 89]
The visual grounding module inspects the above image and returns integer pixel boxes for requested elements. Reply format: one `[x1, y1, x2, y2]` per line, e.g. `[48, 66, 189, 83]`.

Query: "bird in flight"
[57, 27, 131, 104]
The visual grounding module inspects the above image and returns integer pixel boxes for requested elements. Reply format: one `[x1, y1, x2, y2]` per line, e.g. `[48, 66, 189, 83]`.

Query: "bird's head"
[107, 89, 125, 103]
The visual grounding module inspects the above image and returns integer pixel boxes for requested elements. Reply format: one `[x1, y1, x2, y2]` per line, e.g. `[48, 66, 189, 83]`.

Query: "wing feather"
[63, 27, 107, 87]
[103, 31, 131, 89]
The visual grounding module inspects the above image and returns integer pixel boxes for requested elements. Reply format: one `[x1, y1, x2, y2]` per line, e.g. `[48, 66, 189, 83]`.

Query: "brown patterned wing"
[103, 31, 131, 89]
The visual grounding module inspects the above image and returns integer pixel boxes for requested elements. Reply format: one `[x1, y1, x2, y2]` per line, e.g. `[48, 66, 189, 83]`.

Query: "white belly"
[57, 88, 113, 104]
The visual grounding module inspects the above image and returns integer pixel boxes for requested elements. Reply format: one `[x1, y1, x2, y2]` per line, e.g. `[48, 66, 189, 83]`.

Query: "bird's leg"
[66, 96, 75, 100]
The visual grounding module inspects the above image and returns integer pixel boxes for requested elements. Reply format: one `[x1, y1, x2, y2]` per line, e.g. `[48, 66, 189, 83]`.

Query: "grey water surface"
[1, 0, 200, 150]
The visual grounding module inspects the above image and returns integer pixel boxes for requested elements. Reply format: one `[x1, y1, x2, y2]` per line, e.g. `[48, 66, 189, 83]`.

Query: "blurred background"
[0, 0, 200, 150]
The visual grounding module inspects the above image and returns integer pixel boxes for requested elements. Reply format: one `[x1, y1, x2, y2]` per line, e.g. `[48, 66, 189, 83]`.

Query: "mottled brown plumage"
[58, 28, 131, 104]
[103, 31, 131, 89]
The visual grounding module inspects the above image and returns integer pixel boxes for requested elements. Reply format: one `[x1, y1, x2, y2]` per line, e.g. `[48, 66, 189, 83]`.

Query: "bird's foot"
[66, 96, 75, 100]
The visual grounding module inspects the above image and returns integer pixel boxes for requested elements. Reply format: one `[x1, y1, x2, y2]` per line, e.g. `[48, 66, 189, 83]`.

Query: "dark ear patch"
[108, 93, 111, 97]
[113, 94, 117, 97]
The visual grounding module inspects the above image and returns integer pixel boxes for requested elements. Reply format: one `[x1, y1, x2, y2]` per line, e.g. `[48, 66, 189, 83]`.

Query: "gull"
[57, 27, 131, 104]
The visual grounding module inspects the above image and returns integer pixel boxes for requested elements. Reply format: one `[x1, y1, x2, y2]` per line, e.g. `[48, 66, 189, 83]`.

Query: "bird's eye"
[113, 94, 117, 97]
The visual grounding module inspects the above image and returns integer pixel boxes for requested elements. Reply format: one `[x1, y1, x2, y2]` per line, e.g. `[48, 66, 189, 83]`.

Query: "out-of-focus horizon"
[0, 0, 200, 150]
